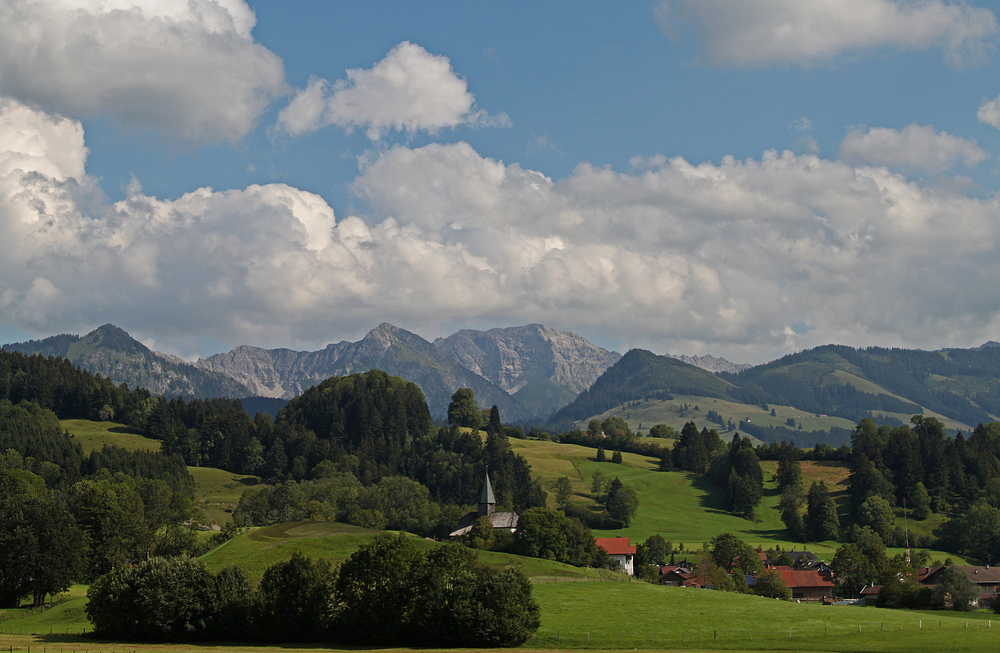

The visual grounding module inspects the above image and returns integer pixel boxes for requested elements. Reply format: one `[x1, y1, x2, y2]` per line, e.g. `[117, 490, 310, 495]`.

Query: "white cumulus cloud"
[839, 124, 988, 172]
[0, 0, 285, 142]
[656, 0, 998, 67]
[4, 98, 1000, 362]
[978, 95, 1000, 129]
[276, 41, 510, 139]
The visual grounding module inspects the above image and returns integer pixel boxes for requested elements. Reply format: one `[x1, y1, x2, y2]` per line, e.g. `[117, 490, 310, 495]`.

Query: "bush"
[86, 557, 219, 641]
[254, 551, 337, 642]
[331, 535, 540, 647]
[752, 569, 791, 600]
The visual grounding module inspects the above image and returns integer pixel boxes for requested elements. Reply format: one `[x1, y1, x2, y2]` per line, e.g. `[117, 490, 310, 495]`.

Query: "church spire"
[478, 470, 496, 517]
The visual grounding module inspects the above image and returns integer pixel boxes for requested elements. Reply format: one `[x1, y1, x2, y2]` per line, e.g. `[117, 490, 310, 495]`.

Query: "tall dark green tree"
[330, 533, 421, 644]
[672, 421, 708, 474]
[604, 477, 639, 526]
[804, 481, 840, 541]
[778, 483, 806, 540]
[0, 469, 84, 607]
[447, 388, 482, 429]
[709, 533, 762, 575]
[255, 551, 337, 642]
[86, 557, 220, 641]
[720, 434, 763, 520]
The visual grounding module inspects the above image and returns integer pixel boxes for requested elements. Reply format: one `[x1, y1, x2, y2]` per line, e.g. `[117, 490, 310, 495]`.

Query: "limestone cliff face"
[669, 353, 751, 374]
[196, 342, 351, 399]
[433, 324, 621, 419]
[196, 323, 526, 421]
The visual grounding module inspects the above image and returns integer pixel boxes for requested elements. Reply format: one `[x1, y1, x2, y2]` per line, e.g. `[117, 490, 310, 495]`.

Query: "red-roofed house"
[595, 536, 636, 576]
[769, 566, 835, 601]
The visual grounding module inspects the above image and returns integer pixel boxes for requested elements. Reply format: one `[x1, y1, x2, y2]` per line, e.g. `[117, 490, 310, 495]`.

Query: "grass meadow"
[61, 419, 161, 453]
[511, 437, 971, 563]
[4, 577, 1000, 652]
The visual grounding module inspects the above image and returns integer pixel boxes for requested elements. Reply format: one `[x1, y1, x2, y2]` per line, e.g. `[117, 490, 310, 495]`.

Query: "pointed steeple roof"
[479, 471, 496, 505]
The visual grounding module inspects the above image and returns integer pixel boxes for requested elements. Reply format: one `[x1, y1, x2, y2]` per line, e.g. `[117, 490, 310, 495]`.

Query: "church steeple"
[478, 471, 496, 517]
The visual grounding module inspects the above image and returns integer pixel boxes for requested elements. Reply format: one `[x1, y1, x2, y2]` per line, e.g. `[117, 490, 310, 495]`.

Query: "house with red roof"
[595, 536, 636, 576]
[768, 566, 835, 601]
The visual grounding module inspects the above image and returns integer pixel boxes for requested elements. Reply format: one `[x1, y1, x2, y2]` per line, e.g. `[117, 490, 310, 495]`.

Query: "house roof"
[771, 566, 834, 589]
[595, 536, 636, 556]
[659, 565, 692, 578]
[448, 510, 518, 537]
[921, 566, 1000, 586]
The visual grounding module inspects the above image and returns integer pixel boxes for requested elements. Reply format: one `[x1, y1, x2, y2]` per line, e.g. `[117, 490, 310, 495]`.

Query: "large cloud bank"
[4, 97, 1000, 361]
[658, 0, 998, 67]
[0, 0, 285, 141]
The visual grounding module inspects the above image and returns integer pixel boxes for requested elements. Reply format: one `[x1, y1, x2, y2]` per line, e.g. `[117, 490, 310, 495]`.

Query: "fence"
[530, 617, 1000, 648]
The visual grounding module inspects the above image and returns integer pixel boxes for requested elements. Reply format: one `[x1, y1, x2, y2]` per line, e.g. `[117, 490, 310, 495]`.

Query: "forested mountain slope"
[723, 344, 1000, 427]
[549, 349, 735, 426]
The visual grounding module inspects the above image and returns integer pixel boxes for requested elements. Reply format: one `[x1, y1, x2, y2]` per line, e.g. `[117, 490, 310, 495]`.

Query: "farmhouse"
[658, 564, 695, 586]
[595, 536, 636, 576]
[767, 566, 835, 601]
[920, 566, 1000, 608]
[449, 472, 519, 537]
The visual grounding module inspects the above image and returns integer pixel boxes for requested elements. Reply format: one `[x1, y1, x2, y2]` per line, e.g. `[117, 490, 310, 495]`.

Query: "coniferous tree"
[805, 481, 840, 541]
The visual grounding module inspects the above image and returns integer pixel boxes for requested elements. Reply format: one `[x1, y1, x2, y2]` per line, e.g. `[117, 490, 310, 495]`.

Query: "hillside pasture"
[512, 437, 971, 564]
[584, 394, 857, 440]
[60, 419, 161, 453]
[188, 466, 266, 527]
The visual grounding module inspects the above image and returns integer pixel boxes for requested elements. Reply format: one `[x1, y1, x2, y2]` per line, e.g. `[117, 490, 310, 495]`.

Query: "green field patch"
[188, 466, 265, 527]
[60, 419, 161, 453]
[532, 580, 1000, 651]
[583, 394, 856, 440]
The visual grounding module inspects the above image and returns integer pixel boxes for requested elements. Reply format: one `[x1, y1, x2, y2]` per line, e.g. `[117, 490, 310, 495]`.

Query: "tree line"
[86, 534, 539, 647]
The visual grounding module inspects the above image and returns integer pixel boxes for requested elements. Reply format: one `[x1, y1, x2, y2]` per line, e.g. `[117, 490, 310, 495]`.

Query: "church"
[448, 471, 519, 537]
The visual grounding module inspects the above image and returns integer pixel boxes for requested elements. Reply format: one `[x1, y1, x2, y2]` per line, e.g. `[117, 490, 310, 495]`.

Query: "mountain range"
[3, 322, 631, 422]
[10, 323, 1000, 445]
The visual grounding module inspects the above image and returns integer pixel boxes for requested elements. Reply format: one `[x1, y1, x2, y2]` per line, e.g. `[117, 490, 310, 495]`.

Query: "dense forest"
[0, 351, 549, 610]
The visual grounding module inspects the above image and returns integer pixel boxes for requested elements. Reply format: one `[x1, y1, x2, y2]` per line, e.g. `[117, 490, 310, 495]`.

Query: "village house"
[660, 565, 694, 587]
[919, 566, 1000, 608]
[765, 566, 835, 601]
[448, 472, 519, 537]
[595, 536, 636, 576]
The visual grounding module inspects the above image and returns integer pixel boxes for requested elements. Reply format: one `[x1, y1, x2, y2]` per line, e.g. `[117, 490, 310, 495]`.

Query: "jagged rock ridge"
[197, 323, 528, 421]
[2, 324, 252, 399]
[433, 324, 621, 419]
[669, 353, 751, 374]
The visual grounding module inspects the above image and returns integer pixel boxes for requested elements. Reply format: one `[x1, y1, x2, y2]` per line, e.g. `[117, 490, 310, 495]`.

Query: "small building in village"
[766, 566, 835, 601]
[595, 536, 636, 576]
[449, 471, 519, 537]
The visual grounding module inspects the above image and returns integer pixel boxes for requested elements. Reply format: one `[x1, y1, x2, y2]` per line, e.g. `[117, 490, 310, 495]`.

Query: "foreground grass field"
[4, 577, 1000, 652]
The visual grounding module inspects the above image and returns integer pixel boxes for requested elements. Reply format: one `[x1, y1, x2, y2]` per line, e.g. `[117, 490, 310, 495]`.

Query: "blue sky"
[3, 0, 1000, 363]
